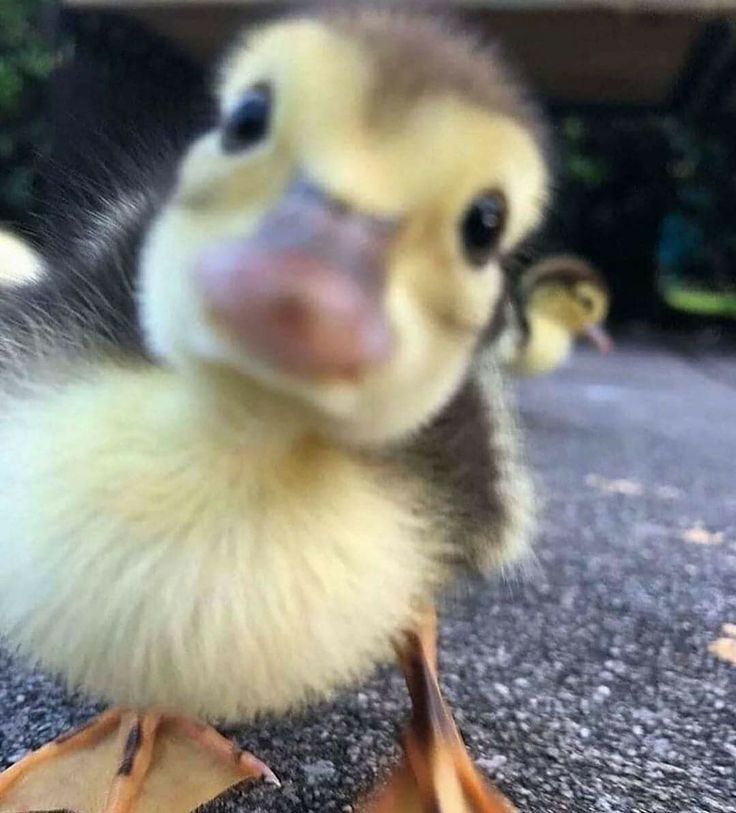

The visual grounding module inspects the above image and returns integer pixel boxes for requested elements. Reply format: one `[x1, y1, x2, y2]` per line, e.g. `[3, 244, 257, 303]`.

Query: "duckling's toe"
[0, 710, 278, 813]
[363, 729, 517, 813]
[103, 712, 161, 813]
[361, 610, 517, 813]
[163, 716, 280, 788]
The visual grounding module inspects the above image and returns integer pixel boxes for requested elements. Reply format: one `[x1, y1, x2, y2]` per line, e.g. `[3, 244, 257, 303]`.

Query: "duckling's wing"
[395, 360, 534, 576]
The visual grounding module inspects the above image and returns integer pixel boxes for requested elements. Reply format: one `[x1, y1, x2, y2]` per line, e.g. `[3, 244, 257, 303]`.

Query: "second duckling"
[500, 253, 612, 376]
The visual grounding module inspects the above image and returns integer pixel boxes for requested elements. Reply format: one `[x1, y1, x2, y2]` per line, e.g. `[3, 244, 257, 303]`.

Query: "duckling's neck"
[177, 364, 319, 456]
[514, 312, 573, 376]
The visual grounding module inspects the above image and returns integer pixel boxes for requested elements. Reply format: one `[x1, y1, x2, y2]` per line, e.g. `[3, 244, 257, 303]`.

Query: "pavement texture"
[1, 339, 735, 812]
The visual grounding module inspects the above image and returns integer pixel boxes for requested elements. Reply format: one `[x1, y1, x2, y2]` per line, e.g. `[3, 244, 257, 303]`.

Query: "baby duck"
[0, 10, 548, 813]
[0, 227, 43, 287]
[500, 253, 612, 376]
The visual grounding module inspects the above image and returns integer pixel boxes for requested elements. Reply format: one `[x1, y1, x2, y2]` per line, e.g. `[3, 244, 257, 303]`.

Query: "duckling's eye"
[460, 192, 507, 267]
[578, 294, 595, 311]
[222, 85, 272, 153]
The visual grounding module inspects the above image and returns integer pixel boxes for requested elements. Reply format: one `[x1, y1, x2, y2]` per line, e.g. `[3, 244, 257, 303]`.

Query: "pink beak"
[195, 179, 398, 380]
[582, 324, 614, 354]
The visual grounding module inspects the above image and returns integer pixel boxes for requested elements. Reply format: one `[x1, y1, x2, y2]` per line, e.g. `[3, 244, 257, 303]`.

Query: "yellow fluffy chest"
[0, 368, 440, 721]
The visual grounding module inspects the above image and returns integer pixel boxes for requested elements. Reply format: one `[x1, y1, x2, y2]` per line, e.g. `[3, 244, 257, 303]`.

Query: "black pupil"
[579, 295, 594, 311]
[222, 86, 271, 152]
[462, 194, 505, 266]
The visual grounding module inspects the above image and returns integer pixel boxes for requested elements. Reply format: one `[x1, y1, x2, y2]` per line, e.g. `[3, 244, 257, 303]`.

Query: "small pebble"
[302, 760, 337, 784]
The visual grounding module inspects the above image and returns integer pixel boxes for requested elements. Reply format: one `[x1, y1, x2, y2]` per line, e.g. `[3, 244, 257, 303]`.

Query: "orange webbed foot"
[362, 609, 518, 813]
[0, 710, 278, 813]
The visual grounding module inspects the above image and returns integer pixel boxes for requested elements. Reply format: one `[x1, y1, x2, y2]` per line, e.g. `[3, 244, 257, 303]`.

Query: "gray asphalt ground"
[1, 339, 735, 812]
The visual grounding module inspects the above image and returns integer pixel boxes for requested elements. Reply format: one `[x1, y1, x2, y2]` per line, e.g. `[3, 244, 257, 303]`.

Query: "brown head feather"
[521, 254, 608, 295]
[324, 6, 549, 156]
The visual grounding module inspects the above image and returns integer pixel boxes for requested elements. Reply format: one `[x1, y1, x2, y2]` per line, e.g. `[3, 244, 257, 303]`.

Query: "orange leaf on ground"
[709, 637, 736, 665]
[681, 525, 724, 545]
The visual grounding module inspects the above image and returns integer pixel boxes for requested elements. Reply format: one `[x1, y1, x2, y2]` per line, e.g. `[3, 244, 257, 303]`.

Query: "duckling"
[0, 228, 43, 287]
[0, 9, 548, 813]
[499, 253, 612, 376]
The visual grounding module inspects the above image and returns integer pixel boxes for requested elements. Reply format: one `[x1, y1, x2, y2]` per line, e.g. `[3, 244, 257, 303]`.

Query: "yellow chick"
[499, 254, 612, 376]
[0, 9, 549, 813]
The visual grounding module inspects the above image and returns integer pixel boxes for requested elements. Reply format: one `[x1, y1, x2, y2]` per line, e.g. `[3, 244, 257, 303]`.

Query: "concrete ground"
[1, 340, 734, 812]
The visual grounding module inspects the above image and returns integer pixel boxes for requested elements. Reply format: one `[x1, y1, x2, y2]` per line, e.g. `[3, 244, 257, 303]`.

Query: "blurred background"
[2, 0, 736, 340]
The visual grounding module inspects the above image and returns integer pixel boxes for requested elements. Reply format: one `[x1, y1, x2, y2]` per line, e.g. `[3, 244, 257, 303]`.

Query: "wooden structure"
[62, 1, 736, 112]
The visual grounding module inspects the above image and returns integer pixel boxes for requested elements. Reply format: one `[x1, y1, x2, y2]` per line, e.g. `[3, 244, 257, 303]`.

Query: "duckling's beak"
[581, 324, 613, 354]
[196, 178, 399, 380]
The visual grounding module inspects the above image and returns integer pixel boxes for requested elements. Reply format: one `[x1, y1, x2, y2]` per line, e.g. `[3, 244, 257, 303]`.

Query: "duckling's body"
[508, 309, 576, 376]
[0, 330, 525, 725]
[1, 364, 439, 719]
[0, 9, 547, 812]
[500, 254, 611, 376]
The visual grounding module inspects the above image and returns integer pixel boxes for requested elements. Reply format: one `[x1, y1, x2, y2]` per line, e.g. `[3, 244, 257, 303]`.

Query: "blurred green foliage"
[658, 120, 736, 296]
[555, 112, 736, 321]
[0, 0, 56, 228]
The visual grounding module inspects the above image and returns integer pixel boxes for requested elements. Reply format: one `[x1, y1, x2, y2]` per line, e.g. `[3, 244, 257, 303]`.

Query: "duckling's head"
[522, 255, 611, 351]
[140, 11, 549, 444]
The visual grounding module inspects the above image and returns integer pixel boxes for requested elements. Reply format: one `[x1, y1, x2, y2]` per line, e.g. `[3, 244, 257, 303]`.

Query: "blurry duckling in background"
[0, 9, 548, 813]
[499, 253, 612, 376]
[0, 228, 43, 287]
